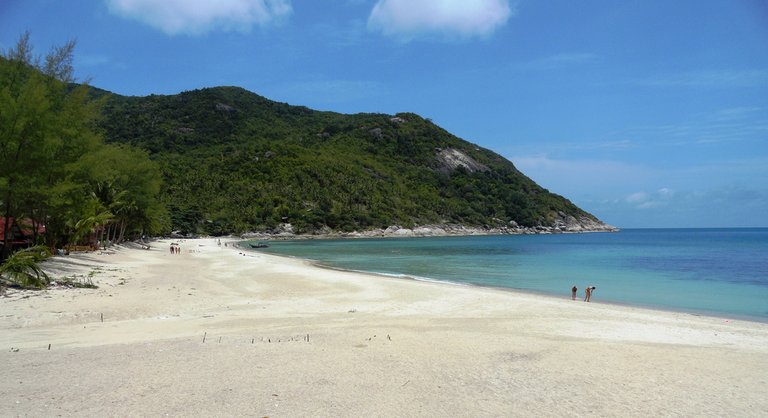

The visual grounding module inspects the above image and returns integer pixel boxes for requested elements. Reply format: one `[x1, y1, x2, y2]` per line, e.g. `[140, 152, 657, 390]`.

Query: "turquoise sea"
[247, 229, 768, 321]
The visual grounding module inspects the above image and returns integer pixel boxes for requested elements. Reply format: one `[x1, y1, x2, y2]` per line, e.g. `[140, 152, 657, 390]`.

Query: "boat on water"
[249, 242, 270, 248]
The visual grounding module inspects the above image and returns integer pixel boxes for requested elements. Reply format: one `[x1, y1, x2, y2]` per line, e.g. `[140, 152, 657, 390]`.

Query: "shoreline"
[2, 238, 767, 416]
[291, 251, 768, 325]
[239, 237, 768, 325]
[239, 221, 619, 241]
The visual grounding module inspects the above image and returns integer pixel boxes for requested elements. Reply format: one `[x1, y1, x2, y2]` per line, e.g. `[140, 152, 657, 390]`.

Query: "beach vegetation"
[0, 33, 169, 261]
[0, 245, 51, 289]
[57, 274, 98, 289]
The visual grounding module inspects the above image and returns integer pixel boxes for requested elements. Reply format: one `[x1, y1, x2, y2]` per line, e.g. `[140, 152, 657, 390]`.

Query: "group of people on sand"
[169, 243, 181, 254]
[571, 285, 596, 302]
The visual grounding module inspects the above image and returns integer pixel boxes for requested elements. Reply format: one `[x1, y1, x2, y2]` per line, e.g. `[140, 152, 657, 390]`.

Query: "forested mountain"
[97, 86, 612, 235]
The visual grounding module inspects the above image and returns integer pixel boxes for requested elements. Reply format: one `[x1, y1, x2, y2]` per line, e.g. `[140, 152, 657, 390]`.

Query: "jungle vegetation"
[98, 86, 598, 235]
[0, 33, 168, 267]
[2, 33, 601, 256]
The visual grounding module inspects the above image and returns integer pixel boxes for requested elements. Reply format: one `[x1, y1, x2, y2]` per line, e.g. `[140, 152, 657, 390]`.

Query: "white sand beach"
[1, 238, 767, 417]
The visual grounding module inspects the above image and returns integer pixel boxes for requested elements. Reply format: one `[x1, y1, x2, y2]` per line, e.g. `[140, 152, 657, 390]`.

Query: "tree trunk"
[31, 217, 40, 245]
[118, 220, 126, 243]
[2, 185, 14, 261]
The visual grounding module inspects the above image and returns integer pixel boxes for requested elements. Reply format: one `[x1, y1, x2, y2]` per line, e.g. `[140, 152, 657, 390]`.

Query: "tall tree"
[72, 143, 169, 242]
[0, 32, 100, 259]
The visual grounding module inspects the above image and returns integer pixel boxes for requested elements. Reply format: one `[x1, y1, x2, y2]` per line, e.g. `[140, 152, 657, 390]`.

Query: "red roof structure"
[0, 217, 45, 247]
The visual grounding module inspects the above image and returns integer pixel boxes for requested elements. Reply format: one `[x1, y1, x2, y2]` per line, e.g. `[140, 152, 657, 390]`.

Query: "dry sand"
[1, 238, 767, 417]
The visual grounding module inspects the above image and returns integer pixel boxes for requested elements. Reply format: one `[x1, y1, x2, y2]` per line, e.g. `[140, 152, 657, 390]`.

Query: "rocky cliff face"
[435, 148, 490, 174]
[550, 212, 618, 233]
[243, 217, 618, 239]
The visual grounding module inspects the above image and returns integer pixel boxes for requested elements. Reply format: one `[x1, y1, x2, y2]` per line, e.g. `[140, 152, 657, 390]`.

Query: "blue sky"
[2, 0, 767, 228]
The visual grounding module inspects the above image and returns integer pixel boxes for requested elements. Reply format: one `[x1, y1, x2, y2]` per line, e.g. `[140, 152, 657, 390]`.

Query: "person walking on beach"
[571, 286, 578, 300]
[584, 286, 596, 302]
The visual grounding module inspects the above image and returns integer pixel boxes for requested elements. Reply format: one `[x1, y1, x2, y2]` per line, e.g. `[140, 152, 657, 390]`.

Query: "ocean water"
[247, 229, 768, 321]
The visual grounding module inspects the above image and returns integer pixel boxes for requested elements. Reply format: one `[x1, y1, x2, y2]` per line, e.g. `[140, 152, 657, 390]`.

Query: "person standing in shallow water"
[584, 286, 596, 302]
[571, 286, 578, 300]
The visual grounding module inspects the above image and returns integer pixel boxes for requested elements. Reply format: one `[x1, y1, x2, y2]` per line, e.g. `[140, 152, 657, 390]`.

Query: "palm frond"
[0, 245, 52, 289]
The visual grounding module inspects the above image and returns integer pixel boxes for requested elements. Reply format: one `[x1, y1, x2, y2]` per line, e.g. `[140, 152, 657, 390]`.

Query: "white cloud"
[76, 54, 111, 67]
[716, 106, 763, 120]
[510, 154, 655, 196]
[630, 69, 768, 88]
[625, 192, 649, 204]
[106, 0, 292, 35]
[515, 52, 598, 71]
[509, 154, 768, 227]
[368, 0, 514, 39]
[623, 189, 674, 209]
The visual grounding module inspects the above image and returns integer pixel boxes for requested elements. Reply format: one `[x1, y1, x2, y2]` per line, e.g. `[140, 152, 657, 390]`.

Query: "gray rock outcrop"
[435, 148, 490, 174]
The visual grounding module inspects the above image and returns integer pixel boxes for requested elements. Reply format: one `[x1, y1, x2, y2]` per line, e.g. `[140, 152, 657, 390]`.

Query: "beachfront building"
[0, 217, 45, 253]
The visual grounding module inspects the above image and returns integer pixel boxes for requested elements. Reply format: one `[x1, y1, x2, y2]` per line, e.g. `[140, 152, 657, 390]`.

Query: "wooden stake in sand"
[202, 332, 207, 343]
[100, 313, 103, 323]
[48, 344, 51, 350]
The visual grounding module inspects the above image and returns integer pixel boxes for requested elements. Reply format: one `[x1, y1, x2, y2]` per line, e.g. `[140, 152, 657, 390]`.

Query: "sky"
[1, 0, 767, 228]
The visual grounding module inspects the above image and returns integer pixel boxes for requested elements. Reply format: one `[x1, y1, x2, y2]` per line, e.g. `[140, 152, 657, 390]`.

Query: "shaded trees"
[0, 33, 169, 261]
[73, 144, 169, 243]
[1, 32, 98, 258]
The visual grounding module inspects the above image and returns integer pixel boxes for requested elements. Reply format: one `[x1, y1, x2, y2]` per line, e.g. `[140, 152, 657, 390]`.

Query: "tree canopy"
[1, 31, 607, 262]
[98, 86, 602, 235]
[0, 33, 169, 261]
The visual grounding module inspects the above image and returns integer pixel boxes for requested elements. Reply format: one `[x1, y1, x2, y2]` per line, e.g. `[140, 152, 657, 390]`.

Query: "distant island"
[96, 86, 616, 236]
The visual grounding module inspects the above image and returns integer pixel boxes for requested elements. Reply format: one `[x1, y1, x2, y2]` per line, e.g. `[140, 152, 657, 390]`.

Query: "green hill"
[98, 86, 613, 235]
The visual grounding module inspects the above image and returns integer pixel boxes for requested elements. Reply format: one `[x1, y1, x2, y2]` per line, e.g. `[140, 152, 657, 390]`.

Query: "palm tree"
[73, 209, 113, 247]
[112, 199, 138, 243]
[91, 181, 123, 245]
[0, 245, 52, 289]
